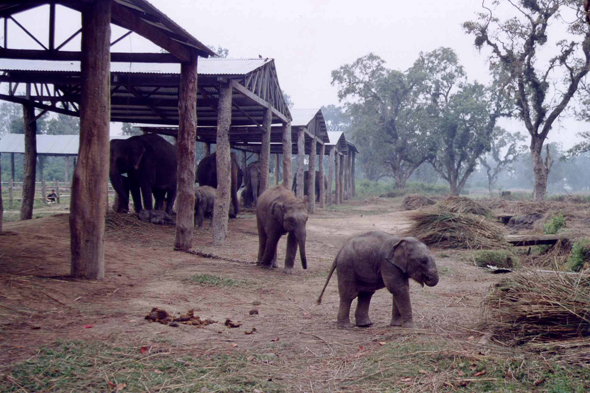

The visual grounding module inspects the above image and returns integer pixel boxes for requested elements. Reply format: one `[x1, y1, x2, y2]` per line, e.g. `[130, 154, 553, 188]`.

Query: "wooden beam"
[0, 48, 183, 62]
[296, 127, 305, 198]
[20, 103, 36, 220]
[308, 136, 316, 214]
[506, 235, 569, 247]
[327, 147, 335, 206]
[70, 0, 111, 280]
[229, 79, 290, 124]
[259, 107, 272, 194]
[213, 83, 233, 246]
[282, 122, 292, 188]
[339, 155, 344, 204]
[174, 56, 199, 251]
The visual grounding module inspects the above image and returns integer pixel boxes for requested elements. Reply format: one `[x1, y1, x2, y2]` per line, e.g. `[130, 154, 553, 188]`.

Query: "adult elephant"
[256, 185, 308, 274]
[196, 152, 243, 217]
[317, 232, 439, 329]
[243, 161, 261, 208]
[110, 134, 177, 215]
[292, 171, 327, 202]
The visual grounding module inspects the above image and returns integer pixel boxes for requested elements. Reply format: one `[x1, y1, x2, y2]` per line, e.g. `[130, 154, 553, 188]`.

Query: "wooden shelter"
[325, 131, 357, 205]
[0, 0, 216, 279]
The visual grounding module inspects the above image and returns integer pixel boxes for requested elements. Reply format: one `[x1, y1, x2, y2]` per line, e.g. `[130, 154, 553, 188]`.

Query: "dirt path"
[0, 199, 503, 390]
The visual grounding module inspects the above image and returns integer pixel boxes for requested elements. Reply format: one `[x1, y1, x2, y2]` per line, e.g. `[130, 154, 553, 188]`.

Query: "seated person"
[46, 189, 58, 203]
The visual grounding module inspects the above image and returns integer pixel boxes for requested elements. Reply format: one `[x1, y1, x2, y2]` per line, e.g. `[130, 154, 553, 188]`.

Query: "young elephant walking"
[256, 185, 309, 274]
[317, 231, 439, 329]
[194, 185, 216, 229]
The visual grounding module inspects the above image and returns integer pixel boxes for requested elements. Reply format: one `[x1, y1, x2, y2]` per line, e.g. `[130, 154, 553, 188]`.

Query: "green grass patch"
[186, 274, 249, 288]
[568, 238, 590, 272]
[544, 213, 566, 235]
[355, 180, 449, 199]
[474, 250, 516, 268]
[1, 341, 284, 392]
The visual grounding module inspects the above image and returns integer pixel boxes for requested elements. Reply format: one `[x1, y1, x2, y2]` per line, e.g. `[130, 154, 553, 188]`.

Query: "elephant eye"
[421, 258, 429, 264]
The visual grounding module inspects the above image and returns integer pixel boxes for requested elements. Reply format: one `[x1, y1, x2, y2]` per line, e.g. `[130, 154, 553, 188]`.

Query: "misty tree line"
[325, 0, 590, 200]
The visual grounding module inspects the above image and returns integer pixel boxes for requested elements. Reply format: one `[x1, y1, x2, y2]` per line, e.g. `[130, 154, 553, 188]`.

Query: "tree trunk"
[21, 104, 37, 220]
[531, 137, 550, 201]
[308, 137, 316, 213]
[318, 143, 325, 208]
[328, 147, 334, 205]
[282, 122, 292, 188]
[259, 108, 272, 194]
[296, 128, 305, 198]
[70, 0, 110, 279]
[174, 57, 198, 251]
[213, 83, 232, 246]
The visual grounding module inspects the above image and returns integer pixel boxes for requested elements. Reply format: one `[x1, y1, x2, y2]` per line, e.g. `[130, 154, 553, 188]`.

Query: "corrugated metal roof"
[0, 58, 270, 76]
[0, 134, 129, 155]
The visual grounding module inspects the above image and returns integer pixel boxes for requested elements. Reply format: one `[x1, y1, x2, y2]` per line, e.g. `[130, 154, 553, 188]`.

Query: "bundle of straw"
[484, 272, 590, 344]
[105, 212, 153, 232]
[438, 196, 491, 216]
[405, 211, 508, 249]
[403, 194, 436, 211]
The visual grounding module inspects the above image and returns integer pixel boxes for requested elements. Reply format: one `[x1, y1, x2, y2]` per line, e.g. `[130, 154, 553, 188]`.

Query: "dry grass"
[403, 194, 436, 211]
[522, 239, 572, 269]
[484, 272, 590, 345]
[438, 196, 491, 216]
[405, 210, 508, 250]
[105, 212, 154, 233]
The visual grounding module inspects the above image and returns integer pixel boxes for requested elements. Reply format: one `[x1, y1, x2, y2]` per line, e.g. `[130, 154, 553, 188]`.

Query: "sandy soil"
[0, 198, 503, 390]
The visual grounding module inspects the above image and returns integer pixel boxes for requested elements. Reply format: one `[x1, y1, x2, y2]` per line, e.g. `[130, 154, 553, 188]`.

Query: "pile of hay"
[405, 211, 508, 249]
[105, 212, 153, 232]
[484, 272, 590, 345]
[523, 239, 572, 268]
[437, 196, 491, 216]
[403, 194, 436, 211]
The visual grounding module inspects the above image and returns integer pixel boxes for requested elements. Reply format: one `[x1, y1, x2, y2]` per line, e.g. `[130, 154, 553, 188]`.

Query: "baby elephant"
[317, 231, 439, 329]
[194, 185, 216, 229]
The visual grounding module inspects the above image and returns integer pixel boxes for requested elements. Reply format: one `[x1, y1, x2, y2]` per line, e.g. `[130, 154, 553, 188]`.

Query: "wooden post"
[308, 137, 316, 213]
[20, 104, 37, 220]
[259, 108, 272, 194]
[352, 152, 356, 198]
[70, 0, 111, 279]
[282, 122, 292, 187]
[213, 83, 232, 246]
[39, 156, 47, 204]
[54, 179, 61, 204]
[64, 156, 69, 182]
[204, 143, 211, 157]
[174, 56, 199, 251]
[328, 147, 334, 206]
[296, 128, 305, 198]
[0, 153, 3, 233]
[9, 178, 13, 209]
[339, 155, 345, 204]
[334, 151, 340, 205]
[275, 154, 280, 186]
[319, 143, 325, 208]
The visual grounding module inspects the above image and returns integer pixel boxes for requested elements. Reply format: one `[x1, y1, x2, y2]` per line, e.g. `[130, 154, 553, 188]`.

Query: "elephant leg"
[165, 188, 177, 216]
[256, 218, 267, 265]
[140, 183, 153, 212]
[283, 232, 298, 274]
[388, 285, 414, 328]
[355, 291, 375, 327]
[259, 232, 280, 269]
[337, 293, 356, 329]
[390, 295, 402, 327]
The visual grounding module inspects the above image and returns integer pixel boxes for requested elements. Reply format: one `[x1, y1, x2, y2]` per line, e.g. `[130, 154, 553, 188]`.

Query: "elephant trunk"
[425, 273, 439, 287]
[296, 229, 307, 270]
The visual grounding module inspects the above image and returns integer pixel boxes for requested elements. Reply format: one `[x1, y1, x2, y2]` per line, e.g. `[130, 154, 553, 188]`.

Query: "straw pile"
[405, 210, 508, 249]
[437, 196, 491, 216]
[105, 212, 153, 232]
[484, 272, 590, 345]
[403, 194, 436, 211]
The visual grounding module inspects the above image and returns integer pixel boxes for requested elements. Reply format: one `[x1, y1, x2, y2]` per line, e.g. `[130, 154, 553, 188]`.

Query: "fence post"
[54, 179, 61, 204]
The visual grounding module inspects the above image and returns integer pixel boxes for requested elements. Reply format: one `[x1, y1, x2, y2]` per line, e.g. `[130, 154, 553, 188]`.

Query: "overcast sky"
[1, 0, 588, 147]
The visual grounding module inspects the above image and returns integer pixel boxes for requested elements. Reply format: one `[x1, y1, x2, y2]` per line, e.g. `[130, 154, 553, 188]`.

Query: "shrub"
[568, 239, 590, 272]
[474, 250, 516, 268]
[543, 213, 566, 235]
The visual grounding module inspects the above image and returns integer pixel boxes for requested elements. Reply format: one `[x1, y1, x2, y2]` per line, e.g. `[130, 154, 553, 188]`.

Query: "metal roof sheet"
[0, 134, 129, 156]
[0, 58, 270, 76]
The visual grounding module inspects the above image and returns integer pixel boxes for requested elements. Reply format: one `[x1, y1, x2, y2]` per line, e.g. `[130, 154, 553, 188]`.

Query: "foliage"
[568, 239, 590, 272]
[121, 123, 142, 136]
[355, 179, 449, 198]
[543, 213, 566, 235]
[45, 114, 79, 135]
[474, 250, 516, 268]
[207, 45, 229, 58]
[464, 0, 590, 201]
[282, 90, 294, 108]
[186, 274, 248, 287]
[321, 104, 349, 132]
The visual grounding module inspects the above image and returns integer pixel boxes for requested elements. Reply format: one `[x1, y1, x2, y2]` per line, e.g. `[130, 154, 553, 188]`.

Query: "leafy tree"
[207, 45, 229, 58]
[479, 128, 526, 194]
[282, 91, 294, 108]
[121, 123, 142, 136]
[45, 114, 79, 135]
[464, 0, 590, 200]
[321, 105, 350, 132]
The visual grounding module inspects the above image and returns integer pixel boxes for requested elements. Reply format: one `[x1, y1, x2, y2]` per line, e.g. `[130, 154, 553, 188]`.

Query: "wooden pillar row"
[212, 83, 232, 246]
[339, 154, 344, 204]
[259, 108, 272, 194]
[327, 147, 334, 206]
[174, 56, 199, 251]
[21, 104, 37, 220]
[334, 151, 340, 205]
[308, 137, 316, 214]
[282, 122, 292, 188]
[296, 128, 305, 198]
[318, 143, 325, 208]
[70, 0, 111, 279]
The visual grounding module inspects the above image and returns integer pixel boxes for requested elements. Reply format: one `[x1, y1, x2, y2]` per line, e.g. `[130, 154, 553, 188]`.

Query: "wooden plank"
[174, 56, 198, 251]
[0, 48, 182, 63]
[259, 107, 272, 194]
[506, 235, 569, 247]
[282, 122, 292, 187]
[70, 0, 111, 280]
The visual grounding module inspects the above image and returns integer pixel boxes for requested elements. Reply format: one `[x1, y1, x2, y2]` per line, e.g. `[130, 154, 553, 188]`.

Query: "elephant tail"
[316, 258, 337, 305]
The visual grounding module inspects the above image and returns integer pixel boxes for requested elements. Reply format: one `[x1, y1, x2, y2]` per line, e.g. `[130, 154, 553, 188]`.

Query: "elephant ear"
[271, 201, 285, 224]
[385, 238, 407, 273]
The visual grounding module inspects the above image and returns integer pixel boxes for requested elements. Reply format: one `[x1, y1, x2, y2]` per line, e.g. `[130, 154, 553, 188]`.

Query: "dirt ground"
[0, 198, 582, 391]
